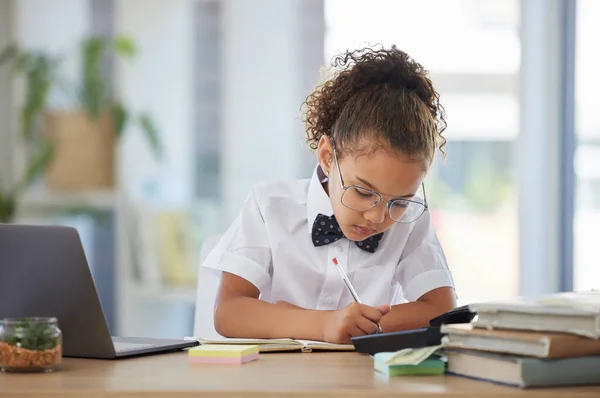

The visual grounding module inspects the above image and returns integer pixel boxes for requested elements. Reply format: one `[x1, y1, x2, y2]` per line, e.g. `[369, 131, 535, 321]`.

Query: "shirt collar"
[306, 165, 334, 234]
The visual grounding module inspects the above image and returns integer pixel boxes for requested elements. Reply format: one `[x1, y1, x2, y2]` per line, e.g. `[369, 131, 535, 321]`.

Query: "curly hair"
[301, 45, 446, 162]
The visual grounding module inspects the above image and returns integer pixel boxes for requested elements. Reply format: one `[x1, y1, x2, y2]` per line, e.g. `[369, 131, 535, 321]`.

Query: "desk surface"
[1, 351, 599, 397]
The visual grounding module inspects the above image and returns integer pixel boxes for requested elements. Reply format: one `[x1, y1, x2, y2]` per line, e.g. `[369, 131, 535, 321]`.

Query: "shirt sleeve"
[395, 210, 456, 302]
[200, 185, 273, 293]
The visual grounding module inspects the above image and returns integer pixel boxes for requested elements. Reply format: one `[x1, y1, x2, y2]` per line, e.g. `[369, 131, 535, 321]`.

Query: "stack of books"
[441, 291, 600, 388]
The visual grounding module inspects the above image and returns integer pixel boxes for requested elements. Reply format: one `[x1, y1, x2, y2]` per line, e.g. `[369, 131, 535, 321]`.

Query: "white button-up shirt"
[202, 166, 455, 310]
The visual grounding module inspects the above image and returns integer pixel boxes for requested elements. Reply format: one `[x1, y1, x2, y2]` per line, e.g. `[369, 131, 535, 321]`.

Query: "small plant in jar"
[0, 317, 62, 372]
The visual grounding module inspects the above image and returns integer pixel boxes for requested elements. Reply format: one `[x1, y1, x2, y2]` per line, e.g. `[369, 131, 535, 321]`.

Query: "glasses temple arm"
[332, 140, 345, 188]
[422, 182, 429, 209]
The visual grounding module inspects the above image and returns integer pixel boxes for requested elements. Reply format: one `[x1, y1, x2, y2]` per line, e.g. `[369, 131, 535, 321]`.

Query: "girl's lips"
[354, 225, 376, 237]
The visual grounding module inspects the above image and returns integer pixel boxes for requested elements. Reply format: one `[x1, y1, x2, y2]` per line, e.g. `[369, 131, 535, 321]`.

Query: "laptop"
[0, 223, 199, 358]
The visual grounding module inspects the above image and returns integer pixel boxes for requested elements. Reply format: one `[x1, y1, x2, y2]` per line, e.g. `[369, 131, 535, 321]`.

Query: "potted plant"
[44, 35, 162, 191]
[0, 36, 162, 221]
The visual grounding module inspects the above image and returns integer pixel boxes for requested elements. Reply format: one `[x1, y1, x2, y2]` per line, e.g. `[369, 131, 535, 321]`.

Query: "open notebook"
[185, 337, 354, 353]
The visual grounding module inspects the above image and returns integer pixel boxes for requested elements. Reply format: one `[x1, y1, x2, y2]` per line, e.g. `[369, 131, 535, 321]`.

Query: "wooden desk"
[1, 351, 599, 397]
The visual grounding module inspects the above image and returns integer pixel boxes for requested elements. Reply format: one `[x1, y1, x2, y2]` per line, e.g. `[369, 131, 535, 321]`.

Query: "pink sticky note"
[188, 353, 259, 364]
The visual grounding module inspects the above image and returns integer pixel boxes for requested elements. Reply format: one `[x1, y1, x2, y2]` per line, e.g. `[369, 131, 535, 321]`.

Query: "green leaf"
[0, 191, 16, 223]
[0, 43, 17, 67]
[138, 114, 163, 159]
[14, 52, 60, 140]
[80, 36, 138, 119]
[113, 36, 136, 59]
[81, 36, 110, 117]
[13, 52, 32, 73]
[2, 318, 59, 351]
[111, 101, 129, 138]
[16, 141, 54, 193]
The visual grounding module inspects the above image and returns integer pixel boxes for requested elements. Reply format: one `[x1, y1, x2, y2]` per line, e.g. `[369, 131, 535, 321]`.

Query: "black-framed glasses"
[331, 141, 428, 224]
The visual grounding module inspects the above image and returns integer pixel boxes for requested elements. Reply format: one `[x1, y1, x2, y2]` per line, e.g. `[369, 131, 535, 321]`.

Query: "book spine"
[521, 356, 600, 387]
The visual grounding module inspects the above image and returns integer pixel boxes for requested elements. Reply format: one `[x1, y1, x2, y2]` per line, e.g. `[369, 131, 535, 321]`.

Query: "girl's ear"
[316, 135, 334, 174]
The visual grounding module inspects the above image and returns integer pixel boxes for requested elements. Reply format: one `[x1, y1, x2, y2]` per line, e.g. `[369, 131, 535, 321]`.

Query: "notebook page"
[296, 339, 355, 350]
[184, 336, 353, 352]
[192, 337, 301, 345]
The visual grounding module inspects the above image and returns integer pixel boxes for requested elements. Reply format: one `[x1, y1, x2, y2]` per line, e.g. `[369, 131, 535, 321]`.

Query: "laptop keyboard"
[113, 341, 157, 352]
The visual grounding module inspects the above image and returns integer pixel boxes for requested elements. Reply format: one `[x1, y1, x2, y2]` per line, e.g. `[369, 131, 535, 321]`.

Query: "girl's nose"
[363, 201, 386, 224]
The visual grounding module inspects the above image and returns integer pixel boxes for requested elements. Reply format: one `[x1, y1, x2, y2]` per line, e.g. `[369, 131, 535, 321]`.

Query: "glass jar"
[0, 317, 62, 372]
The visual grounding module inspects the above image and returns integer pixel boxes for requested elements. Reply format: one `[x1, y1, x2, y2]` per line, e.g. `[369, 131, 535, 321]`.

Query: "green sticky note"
[374, 354, 446, 376]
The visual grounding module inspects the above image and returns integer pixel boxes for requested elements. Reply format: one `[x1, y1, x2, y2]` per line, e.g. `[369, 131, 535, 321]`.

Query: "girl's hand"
[322, 303, 390, 344]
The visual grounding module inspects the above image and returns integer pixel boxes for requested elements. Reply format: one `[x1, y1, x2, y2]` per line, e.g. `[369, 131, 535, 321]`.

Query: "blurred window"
[574, 0, 600, 291]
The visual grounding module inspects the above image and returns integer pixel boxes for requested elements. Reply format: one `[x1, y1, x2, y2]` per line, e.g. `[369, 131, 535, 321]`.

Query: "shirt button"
[325, 296, 333, 305]
[336, 246, 343, 252]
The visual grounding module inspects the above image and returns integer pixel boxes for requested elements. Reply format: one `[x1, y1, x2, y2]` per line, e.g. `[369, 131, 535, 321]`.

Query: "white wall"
[113, 0, 323, 217]
[220, 0, 322, 223]
[14, 0, 91, 108]
[113, 0, 197, 338]
[115, 0, 195, 206]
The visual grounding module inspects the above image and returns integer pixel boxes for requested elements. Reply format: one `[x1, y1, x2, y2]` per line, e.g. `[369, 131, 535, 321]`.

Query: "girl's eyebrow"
[356, 176, 415, 199]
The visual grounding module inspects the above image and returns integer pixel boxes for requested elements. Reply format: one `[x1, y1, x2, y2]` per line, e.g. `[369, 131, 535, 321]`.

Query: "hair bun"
[334, 45, 426, 93]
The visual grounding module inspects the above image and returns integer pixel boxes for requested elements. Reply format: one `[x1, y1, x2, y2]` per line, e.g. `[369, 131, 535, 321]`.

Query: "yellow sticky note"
[188, 344, 259, 358]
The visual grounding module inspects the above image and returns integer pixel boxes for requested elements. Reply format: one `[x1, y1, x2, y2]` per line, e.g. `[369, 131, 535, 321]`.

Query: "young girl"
[202, 45, 456, 344]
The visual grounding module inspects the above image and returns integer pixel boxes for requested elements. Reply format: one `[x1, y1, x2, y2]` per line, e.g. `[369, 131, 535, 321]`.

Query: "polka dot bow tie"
[311, 213, 383, 253]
